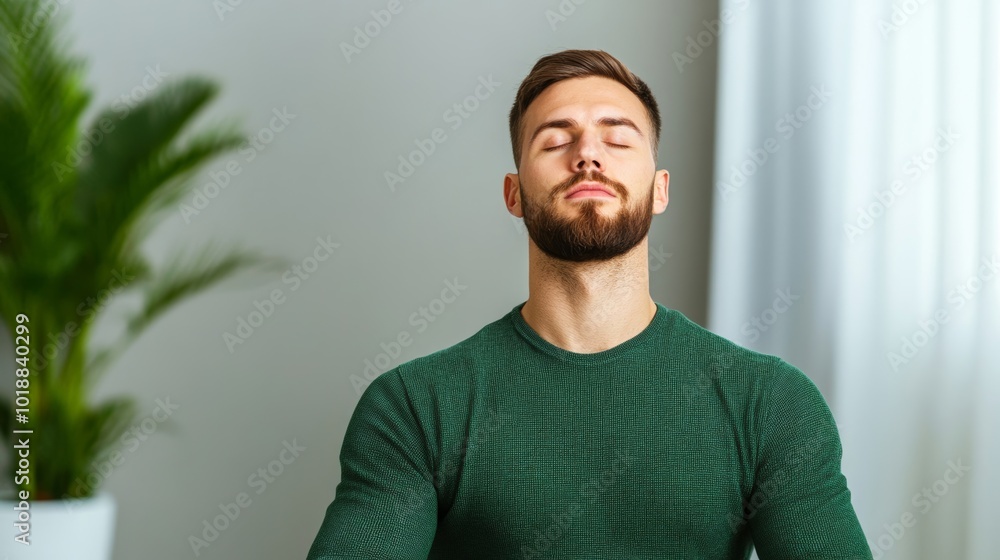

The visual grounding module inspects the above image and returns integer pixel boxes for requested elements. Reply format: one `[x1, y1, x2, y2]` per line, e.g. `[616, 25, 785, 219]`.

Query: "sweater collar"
[508, 300, 670, 365]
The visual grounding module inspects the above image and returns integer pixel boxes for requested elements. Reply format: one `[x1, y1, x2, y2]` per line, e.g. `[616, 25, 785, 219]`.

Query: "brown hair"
[508, 49, 661, 169]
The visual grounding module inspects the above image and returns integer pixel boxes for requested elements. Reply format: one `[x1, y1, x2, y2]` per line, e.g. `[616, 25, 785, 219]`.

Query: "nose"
[572, 131, 603, 173]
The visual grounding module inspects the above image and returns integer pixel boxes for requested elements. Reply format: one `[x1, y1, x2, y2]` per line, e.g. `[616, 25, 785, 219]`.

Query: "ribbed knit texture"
[306, 301, 873, 560]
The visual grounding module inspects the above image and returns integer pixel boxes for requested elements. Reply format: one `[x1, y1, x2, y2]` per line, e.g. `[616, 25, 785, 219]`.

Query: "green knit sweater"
[306, 301, 873, 559]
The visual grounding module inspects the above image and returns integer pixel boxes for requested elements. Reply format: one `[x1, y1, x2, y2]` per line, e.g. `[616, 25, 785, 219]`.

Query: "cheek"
[520, 168, 558, 192]
[622, 161, 656, 185]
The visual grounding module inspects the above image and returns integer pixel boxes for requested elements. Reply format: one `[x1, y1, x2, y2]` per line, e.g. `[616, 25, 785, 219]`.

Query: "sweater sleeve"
[747, 359, 873, 560]
[306, 367, 438, 560]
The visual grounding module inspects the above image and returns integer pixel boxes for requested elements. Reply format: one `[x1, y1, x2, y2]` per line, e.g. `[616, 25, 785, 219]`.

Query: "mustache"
[555, 170, 627, 198]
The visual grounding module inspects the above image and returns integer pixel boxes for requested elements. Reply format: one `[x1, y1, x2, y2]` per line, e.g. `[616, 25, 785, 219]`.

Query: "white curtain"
[708, 1, 999, 558]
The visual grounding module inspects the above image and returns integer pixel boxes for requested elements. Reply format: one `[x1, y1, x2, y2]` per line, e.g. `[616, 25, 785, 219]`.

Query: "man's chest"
[433, 391, 753, 557]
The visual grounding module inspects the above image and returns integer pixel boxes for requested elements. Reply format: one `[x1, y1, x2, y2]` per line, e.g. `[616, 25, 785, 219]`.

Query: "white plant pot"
[0, 491, 116, 559]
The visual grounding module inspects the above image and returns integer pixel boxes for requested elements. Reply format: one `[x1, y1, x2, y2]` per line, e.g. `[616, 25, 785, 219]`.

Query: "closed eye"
[542, 142, 630, 152]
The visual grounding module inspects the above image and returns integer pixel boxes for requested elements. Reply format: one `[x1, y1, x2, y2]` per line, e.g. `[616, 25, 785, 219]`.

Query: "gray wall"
[28, 1, 718, 558]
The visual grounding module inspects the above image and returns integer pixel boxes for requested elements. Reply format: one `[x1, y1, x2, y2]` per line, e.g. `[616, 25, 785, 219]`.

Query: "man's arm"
[747, 359, 873, 560]
[306, 367, 438, 560]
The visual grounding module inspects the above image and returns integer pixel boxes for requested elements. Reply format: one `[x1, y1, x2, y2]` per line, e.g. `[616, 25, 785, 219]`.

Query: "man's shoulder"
[664, 308, 834, 449]
[663, 305, 787, 375]
[390, 305, 514, 386]
[660, 306, 828, 413]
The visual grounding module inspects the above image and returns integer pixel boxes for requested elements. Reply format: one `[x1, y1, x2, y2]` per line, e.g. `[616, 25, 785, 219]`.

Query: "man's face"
[504, 76, 669, 263]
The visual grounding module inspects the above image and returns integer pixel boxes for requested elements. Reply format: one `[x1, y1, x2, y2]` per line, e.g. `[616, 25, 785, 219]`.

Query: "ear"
[504, 173, 523, 218]
[652, 169, 669, 215]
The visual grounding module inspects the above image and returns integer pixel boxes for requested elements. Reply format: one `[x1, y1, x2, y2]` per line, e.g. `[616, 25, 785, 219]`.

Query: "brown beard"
[520, 169, 654, 263]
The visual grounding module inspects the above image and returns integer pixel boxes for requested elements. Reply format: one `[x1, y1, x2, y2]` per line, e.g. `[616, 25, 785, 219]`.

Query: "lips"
[564, 182, 615, 199]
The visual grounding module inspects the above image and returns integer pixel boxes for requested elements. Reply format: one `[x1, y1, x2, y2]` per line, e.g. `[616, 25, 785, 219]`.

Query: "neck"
[521, 239, 656, 354]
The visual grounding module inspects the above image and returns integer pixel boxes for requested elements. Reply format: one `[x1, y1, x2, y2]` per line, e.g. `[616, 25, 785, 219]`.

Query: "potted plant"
[0, 1, 281, 557]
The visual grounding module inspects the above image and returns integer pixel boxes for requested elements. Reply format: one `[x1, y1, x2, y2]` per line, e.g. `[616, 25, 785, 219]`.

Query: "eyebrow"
[528, 116, 645, 145]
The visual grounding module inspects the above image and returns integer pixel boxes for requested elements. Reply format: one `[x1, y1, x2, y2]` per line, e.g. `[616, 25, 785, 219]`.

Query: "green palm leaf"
[0, 0, 281, 499]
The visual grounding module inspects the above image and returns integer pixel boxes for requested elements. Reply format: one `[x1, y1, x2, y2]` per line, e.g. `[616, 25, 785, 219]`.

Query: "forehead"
[523, 75, 649, 136]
